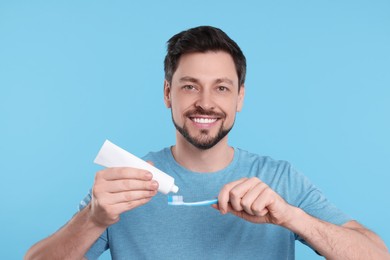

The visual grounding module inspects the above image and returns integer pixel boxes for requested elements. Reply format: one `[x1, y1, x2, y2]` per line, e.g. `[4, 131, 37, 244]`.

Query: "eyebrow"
[179, 76, 200, 84]
[215, 77, 234, 86]
[179, 76, 234, 86]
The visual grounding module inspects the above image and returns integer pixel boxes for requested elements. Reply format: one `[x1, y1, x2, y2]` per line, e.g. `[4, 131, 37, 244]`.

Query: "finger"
[109, 197, 153, 216]
[97, 167, 153, 181]
[225, 203, 268, 224]
[251, 187, 274, 216]
[241, 181, 269, 215]
[218, 178, 248, 214]
[125, 197, 153, 211]
[103, 190, 158, 204]
[229, 177, 262, 212]
[104, 179, 159, 193]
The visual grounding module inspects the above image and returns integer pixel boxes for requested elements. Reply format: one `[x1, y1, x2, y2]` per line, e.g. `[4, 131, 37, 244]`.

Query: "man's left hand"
[214, 177, 295, 226]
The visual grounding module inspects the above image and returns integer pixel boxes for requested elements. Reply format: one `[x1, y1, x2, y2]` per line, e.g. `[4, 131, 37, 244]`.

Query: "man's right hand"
[89, 166, 159, 227]
[25, 166, 158, 260]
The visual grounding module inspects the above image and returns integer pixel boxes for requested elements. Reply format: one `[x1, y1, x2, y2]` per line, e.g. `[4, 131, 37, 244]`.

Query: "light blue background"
[1, 1, 389, 259]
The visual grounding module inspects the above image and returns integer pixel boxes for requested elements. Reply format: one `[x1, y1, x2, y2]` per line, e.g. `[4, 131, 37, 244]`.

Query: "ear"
[236, 84, 245, 112]
[164, 80, 171, 108]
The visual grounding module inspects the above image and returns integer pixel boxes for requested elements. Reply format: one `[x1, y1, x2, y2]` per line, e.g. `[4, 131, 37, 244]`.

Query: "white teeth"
[193, 118, 217, 124]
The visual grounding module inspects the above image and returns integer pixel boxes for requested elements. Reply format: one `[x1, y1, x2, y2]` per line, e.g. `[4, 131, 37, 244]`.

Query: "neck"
[172, 132, 234, 173]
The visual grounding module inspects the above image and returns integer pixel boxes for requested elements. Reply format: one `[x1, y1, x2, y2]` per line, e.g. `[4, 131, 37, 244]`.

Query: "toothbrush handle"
[185, 199, 218, 206]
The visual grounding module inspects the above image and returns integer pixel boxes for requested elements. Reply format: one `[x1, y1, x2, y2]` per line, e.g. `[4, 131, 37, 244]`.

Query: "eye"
[217, 86, 229, 92]
[182, 85, 196, 91]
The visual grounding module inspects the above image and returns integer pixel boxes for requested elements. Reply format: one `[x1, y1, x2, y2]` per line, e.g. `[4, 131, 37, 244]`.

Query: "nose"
[194, 89, 215, 110]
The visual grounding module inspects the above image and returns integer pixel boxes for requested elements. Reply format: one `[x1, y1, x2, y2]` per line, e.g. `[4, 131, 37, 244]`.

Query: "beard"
[171, 108, 234, 150]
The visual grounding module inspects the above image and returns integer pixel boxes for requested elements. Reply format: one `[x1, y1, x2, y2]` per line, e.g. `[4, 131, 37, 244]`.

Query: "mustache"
[184, 107, 225, 118]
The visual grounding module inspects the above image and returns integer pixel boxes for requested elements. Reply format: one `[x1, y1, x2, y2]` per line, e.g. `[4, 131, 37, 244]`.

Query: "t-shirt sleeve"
[284, 165, 352, 244]
[78, 190, 109, 259]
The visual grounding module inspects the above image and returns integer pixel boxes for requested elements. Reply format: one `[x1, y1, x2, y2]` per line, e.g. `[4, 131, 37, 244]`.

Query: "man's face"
[164, 51, 245, 150]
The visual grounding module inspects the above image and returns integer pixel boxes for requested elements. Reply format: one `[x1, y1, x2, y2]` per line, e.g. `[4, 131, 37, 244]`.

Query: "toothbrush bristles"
[168, 195, 183, 204]
[167, 195, 218, 206]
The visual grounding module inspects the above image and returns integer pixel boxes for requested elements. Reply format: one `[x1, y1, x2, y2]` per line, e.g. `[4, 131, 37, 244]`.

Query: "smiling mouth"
[185, 108, 225, 126]
[190, 117, 218, 124]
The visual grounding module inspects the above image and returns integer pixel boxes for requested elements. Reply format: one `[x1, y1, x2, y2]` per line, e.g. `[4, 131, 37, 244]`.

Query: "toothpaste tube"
[94, 140, 179, 194]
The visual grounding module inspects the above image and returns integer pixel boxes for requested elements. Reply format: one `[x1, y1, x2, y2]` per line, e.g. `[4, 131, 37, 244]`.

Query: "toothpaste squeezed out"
[94, 140, 179, 194]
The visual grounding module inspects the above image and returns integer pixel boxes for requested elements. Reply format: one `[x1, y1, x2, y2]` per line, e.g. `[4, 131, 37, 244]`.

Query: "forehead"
[172, 51, 238, 85]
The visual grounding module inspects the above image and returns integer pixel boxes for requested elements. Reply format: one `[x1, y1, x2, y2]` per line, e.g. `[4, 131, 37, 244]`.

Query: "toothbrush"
[167, 195, 218, 206]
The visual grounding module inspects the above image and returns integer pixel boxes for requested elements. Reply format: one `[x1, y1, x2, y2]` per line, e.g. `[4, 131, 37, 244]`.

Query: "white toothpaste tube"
[94, 140, 179, 194]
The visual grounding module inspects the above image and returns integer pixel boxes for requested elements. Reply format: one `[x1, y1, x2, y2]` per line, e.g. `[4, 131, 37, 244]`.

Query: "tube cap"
[171, 185, 179, 193]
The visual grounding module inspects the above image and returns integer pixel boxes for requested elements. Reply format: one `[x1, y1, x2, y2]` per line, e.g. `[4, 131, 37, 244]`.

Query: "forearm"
[25, 204, 106, 260]
[284, 207, 390, 260]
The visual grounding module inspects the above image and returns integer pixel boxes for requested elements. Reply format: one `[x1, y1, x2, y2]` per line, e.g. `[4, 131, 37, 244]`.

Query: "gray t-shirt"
[79, 147, 351, 259]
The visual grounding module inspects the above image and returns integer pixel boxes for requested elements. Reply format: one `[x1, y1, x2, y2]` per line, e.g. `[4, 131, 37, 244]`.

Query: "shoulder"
[141, 147, 171, 164]
[236, 148, 293, 174]
[142, 147, 169, 158]
[235, 148, 310, 191]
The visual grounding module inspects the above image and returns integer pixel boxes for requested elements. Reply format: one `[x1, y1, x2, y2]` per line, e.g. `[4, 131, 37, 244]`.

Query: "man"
[26, 26, 389, 259]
